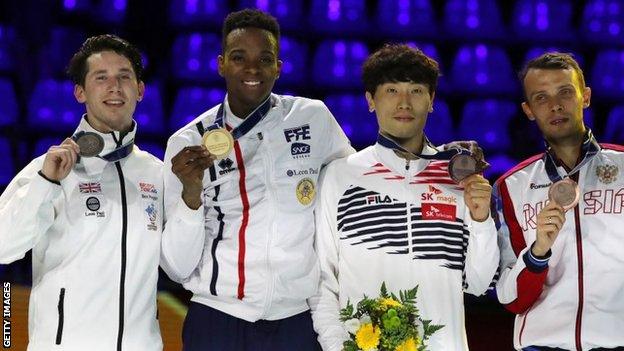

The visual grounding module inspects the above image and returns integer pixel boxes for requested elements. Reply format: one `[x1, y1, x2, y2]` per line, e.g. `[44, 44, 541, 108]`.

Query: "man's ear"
[74, 84, 86, 103]
[521, 101, 535, 121]
[217, 55, 225, 77]
[137, 81, 145, 102]
[365, 91, 375, 112]
[582, 86, 591, 109]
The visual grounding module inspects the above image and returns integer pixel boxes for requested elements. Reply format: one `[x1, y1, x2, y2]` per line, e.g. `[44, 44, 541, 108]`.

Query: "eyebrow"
[227, 49, 276, 56]
[529, 84, 575, 98]
[89, 68, 134, 76]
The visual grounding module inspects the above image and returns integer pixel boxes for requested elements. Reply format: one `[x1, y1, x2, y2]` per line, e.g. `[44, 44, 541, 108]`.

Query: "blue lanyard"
[208, 96, 273, 140]
[543, 129, 600, 183]
[376, 133, 471, 161]
[100, 142, 134, 162]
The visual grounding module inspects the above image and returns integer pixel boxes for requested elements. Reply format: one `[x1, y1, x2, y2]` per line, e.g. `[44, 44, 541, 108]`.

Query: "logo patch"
[286, 167, 318, 177]
[596, 165, 619, 184]
[218, 158, 235, 176]
[290, 142, 311, 158]
[530, 182, 552, 190]
[85, 196, 100, 211]
[284, 124, 311, 142]
[420, 185, 457, 204]
[422, 203, 456, 221]
[79, 182, 102, 194]
[139, 182, 157, 194]
[145, 203, 158, 231]
[366, 194, 393, 204]
[296, 178, 316, 205]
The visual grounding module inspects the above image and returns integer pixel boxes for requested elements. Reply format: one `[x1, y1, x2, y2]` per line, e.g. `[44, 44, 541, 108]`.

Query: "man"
[161, 9, 353, 350]
[493, 52, 624, 350]
[0, 35, 163, 350]
[310, 44, 499, 351]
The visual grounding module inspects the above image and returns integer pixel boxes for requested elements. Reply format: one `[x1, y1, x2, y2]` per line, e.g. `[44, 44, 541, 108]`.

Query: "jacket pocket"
[55, 288, 65, 345]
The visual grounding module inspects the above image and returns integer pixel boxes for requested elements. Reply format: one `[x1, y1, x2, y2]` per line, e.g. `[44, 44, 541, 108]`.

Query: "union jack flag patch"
[79, 182, 102, 194]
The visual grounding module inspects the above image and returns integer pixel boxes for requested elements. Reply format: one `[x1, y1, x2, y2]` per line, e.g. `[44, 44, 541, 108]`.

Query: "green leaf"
[381, 282, 389, 298]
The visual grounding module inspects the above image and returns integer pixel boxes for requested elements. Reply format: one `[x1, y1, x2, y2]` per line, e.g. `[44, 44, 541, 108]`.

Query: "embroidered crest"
[145, 203, 158, 231]
[296, 178, 316, 205]
[596, 164, 619, 184]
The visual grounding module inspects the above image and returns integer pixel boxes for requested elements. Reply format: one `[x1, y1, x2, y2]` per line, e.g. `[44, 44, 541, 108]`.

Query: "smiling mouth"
[103, 100, 125, 106]
[550, 117, 568, 125]
[393, 116, 415, 121]
[243, 80, 261, 86]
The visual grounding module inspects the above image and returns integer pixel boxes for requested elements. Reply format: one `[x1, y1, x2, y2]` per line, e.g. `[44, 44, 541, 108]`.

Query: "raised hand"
[532, 201, 566, 257]
[171, 145, 215, 209]
[40, 138, 80, 182]
[461, 174, 492, 222]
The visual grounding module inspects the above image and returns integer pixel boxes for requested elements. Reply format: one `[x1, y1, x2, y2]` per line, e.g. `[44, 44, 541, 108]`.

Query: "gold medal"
[296, 178, 316, 205]
[202, 128, 234, 159]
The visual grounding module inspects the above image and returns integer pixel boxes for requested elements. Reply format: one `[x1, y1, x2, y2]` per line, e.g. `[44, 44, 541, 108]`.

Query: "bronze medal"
[548, 178, 580, 211]
[448, 154, 478, 183]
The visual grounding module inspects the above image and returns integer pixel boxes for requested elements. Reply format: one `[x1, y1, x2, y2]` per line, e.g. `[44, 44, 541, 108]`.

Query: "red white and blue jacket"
[310, 142, 499, 351]
[493, 131, 624, 350]
[161, 93, 353, 322]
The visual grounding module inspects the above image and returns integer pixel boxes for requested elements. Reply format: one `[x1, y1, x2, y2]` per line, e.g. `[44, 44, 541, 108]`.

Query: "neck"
[228, 95, 269, 119]
[384, 131, 424, 157]
[547, 131, 585, 169]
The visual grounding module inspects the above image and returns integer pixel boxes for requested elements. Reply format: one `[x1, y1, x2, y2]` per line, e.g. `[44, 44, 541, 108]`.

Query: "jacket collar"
[73, 114, 137, 177]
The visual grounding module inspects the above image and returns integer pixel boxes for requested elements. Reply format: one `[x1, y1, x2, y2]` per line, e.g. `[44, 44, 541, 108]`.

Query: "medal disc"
[75, 132, 104, 157]
[548, 178, 580, 211]
[448, 154, 478, 183]
[202, 128, 234, 159]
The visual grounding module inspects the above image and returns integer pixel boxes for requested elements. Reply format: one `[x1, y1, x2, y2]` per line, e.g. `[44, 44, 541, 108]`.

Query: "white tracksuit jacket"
[161, 94, 354, 322]
[0, 117, 163, 351]
[310, 142, 499, 351]
[493, 132, 624, 350]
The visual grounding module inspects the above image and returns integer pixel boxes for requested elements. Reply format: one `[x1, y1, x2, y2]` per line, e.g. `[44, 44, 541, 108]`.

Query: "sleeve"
[0, 159, 62, 263]
[160, 131, 210, 282]
[492, 179, 549, 314]
[308, 165, 349, 351]
[462, 204, 500, 296]
[319, 102, 355, 165]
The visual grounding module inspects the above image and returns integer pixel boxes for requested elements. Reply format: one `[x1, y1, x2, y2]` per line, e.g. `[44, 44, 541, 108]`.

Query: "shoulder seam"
[495, 153, 544, 186]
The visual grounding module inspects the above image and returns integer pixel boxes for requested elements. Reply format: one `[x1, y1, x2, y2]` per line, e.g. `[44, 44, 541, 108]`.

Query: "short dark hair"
[222, 9, 280, 53]
[66, 34, 144, 86]
[519, 52, 585, 89]
[362, 44, 440, 96]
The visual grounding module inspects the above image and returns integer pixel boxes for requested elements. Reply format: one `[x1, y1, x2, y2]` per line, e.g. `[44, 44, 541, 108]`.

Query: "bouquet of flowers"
[339, 283, 443, 351]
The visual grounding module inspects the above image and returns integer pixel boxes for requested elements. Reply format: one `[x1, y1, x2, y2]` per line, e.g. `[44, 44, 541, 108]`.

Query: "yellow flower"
[395, 337, 421, 351]
[355, 323, 381, 350]
[380, 297, 402, 309]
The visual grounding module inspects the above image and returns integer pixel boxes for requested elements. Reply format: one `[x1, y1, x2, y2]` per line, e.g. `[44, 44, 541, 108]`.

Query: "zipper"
[570, 172, 583, 351]
[114, 161, 128, 351]
[405, 159, 412, 255]
[261, 138, 276, 316]
[55, 288, 65, 345]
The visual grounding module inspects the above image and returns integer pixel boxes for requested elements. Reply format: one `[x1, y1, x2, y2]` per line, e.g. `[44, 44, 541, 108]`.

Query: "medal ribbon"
[543, 129, 600, 183]
[376, 133, 471, 161]
[208, 96, 273, 140]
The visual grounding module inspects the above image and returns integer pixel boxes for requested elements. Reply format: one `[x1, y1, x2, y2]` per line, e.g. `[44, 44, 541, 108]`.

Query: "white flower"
[344, 318, 361, 334]
[359, 314, 372, 325]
